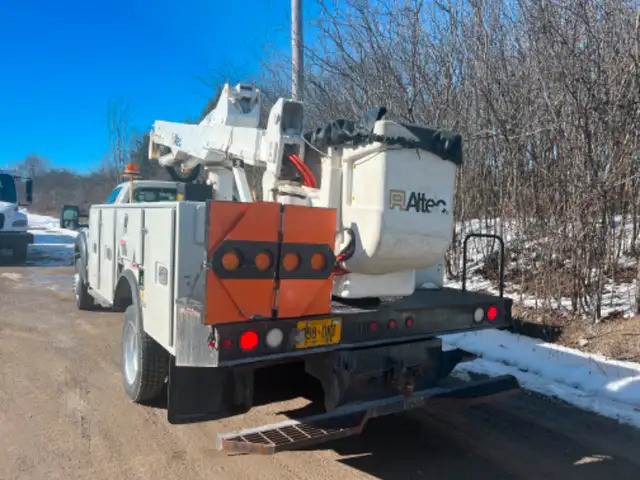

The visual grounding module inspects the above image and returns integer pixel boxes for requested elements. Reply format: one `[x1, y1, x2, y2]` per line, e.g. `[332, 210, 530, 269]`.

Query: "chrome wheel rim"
[73, 273, 80, 300]
[123, 321, 139, 385]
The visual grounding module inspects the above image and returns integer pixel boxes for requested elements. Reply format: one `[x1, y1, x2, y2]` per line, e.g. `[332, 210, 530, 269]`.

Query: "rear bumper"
[175, 288, 513, 368]
[0, 232, 33, 248]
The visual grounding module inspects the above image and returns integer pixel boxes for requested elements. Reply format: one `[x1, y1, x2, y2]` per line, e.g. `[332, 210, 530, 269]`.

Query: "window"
[0, 174, 17, 203]
[132, 188, 177, 203]
[105, 186, 122, 204]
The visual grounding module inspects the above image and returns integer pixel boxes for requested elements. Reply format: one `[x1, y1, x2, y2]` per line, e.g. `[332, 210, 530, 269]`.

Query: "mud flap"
[167, 358, 227, 424]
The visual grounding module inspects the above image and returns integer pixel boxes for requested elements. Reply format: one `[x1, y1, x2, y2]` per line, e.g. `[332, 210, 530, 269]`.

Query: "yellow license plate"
[296, 318, 342, 349]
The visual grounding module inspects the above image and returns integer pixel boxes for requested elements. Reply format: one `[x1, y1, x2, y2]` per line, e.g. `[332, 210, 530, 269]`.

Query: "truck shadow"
[297, 394, 640, 480]
[249, 365, 640, 479]
[141, 359, 640, 478]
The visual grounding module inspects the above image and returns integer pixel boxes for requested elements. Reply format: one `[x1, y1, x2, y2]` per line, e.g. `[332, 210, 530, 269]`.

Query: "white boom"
[149, 83, 461, 299]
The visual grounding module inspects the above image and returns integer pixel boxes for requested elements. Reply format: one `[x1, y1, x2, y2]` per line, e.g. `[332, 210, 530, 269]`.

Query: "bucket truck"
[74, 83, 518, 453]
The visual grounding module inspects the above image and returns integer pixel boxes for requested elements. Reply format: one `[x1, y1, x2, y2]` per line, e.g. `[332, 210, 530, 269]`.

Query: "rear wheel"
[73, 259, 94, 310]
[12, 244, 27, 264]
[122, 305, 169, 403]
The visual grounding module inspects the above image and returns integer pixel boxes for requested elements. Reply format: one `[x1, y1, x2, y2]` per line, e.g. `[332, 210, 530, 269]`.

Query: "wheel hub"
[123, 321, 139, 385]
[73, 273, 80, 300]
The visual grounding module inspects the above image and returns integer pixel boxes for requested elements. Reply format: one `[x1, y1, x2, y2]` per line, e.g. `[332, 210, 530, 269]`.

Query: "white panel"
[174, 202, 207, 302]
[116, 208, 144, 265]
[142, 207, 175, 347]
[88, 208, 101, 288]
[97, 209, 116, 301]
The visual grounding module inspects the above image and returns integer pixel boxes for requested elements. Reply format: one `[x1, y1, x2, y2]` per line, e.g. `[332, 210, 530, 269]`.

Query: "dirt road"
[1, 265, 640, 480]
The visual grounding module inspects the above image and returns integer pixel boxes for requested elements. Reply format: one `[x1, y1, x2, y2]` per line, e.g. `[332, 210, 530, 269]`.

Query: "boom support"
[149, 84, 305, 202]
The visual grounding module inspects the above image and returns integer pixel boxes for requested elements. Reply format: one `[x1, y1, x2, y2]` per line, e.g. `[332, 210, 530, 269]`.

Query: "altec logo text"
[389, 189, 448, 214]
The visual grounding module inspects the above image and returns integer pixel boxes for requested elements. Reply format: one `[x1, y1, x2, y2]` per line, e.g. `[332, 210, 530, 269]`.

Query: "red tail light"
[240, 331, 259, 351]
[369, 321, 378, 331]
[388, 319, 397, 329]
[487, 306, 498, 321]
[405, 317, 414, 327]
[222, 338, 232, 349]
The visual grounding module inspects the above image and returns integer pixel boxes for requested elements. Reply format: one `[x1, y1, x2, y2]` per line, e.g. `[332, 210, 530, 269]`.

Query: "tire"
[12, 244, 27, 264]
[73, 259, 94, 310]
[122, 305, 169, 403]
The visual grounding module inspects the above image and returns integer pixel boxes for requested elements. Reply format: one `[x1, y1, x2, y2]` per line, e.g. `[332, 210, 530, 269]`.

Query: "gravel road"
[1, 266, 640, 480]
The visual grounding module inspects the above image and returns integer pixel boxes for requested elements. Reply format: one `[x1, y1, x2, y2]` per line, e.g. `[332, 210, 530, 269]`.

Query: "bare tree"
[107, 100, 130, 182]
[16, 154, 49, 179]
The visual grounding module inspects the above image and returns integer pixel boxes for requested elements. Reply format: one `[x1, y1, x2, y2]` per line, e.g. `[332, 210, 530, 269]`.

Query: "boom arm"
[148, 84, 306, 201]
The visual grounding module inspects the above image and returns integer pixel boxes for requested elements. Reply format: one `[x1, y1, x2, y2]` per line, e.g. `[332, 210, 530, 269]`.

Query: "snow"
[26, 213, 78, 266]
[442, 329, 640, 428]
[447, 216, 638, 318]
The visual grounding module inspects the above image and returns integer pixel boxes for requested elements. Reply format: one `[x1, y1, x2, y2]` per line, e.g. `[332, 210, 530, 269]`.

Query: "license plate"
[296, 318, 342, 349]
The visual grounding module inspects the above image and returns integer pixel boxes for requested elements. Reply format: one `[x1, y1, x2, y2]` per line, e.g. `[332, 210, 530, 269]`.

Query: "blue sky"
[0, 0, 317, 172]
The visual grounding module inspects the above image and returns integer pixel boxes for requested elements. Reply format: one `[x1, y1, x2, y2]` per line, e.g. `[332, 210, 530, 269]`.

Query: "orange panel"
[282, 204, 336, 246]
[205, 202, 281, 324]
[277, 279, 333, 318]
[278, 205, 336, 318]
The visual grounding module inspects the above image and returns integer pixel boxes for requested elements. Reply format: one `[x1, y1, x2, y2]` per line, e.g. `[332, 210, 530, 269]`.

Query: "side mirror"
[60, 204, 80, 230]
[25, 179, 33, 205]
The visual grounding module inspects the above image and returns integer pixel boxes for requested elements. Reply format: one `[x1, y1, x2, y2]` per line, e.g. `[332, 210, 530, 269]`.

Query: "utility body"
[0, 171, 33, 264]
[73, 83, 518, 451]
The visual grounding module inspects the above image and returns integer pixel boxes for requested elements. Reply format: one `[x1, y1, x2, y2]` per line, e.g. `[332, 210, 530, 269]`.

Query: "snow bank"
[27, 213, 78, 266]
[448, 216, 638, 318]
[442, 329, 640, 428]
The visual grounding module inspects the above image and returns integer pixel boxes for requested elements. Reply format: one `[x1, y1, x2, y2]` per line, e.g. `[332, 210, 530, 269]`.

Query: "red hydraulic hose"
[288, 154, 317, 188]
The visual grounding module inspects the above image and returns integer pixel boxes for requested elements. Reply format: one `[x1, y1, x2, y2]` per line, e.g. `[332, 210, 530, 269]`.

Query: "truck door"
[97, 208, 116, 301]
[88, 209, 101, 289]
[142, 207, 175, 347]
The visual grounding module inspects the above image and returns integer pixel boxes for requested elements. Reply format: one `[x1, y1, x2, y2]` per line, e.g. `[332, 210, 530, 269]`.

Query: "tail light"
[487, 306, 498, 321]
[405, 317, 414, 327]
[388, 319, 397, 329]
[239, 331, 259, 351]
[369, 321, 378, 331]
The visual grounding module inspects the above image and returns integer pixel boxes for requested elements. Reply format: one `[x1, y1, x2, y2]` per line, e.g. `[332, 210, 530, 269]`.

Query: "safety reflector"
[277, 205, 336, 318]
[205, 202, 280, 324]
[205, 201, 336, 324]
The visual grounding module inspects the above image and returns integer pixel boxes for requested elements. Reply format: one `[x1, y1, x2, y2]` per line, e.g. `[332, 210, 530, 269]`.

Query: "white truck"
[73, 84, 518, 453]
[0, 171, 33, 264]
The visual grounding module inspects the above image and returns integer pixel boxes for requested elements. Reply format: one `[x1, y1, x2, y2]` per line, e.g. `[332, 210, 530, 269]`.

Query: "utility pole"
[291, 0, 304, 101]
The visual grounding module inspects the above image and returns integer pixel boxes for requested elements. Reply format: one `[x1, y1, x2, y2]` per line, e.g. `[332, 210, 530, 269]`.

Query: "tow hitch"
[216, 374, 520, 455]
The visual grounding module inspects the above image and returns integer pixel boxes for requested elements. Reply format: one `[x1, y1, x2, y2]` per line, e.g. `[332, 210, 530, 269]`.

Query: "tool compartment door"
[96, 208, 117, 301]
[88, 208, 101, 288]
[142, 207, 175, 346]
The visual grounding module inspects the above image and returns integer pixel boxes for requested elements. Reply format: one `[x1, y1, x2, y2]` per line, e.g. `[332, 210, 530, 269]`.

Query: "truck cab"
[61, 180, 185, 230]
[106, 180, 180, 204]
[0, 171, 33, 263]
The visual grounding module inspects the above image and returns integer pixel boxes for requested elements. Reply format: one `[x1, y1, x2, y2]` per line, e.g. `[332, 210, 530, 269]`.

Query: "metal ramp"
[217, 375, 520, 454]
